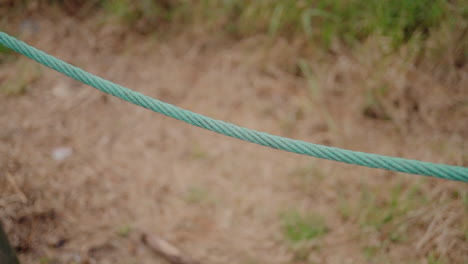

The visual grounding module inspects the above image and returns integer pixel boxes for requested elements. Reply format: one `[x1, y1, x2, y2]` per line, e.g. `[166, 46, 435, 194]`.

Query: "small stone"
[52, 81, 73, 98]
[52, 147, 73, 161]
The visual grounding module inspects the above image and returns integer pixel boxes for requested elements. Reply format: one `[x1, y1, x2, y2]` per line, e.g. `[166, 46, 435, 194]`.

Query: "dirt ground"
[1, 16, 467, 264]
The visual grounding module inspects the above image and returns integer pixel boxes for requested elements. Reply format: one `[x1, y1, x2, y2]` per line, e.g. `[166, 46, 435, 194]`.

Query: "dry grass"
[1, 14, 467, 264]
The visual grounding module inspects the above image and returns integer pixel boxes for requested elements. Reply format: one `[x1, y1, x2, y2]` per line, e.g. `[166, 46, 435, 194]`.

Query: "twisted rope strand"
[1, 32, 467, 182]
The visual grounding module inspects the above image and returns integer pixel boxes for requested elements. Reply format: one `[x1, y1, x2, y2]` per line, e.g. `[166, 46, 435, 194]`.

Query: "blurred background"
[0, 0, 467, 263]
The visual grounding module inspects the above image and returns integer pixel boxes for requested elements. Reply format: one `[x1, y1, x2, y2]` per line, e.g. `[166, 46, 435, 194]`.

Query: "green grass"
[281, 210, 328, 242]
[98, 0, 462, 49]
[358, 182, 427, 233]
[348, 181, 432, 261]
[0, 44, 15, 64]
[353, 181, 431, 261]
[4, 0, 465, 57]
[0, 44, 12, 55]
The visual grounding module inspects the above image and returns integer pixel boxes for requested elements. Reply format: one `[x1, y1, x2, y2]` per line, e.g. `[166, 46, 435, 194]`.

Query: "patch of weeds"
[103, 0, 129, 17]
[102, 0, 183, 33]
[0, 44, 12, 54]
[249, 0, 449, 48]
[116, 224, 131, 238]
[5, 0, 464, 54]
[357, 181, 427, 243]
[94, 0, 459, 52]
[0, 44, 14, 64]
[282, 210, 328, 242]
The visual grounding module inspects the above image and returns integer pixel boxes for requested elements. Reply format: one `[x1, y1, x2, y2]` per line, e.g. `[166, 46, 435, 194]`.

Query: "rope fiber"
[1, 32, 467, 182]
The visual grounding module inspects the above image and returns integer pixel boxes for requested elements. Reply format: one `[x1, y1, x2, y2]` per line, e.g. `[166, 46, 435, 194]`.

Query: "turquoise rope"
[1, 32, 467, 182]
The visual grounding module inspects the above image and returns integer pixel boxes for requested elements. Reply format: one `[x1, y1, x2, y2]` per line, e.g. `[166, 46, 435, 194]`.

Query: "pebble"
[52, 147, 73, 161]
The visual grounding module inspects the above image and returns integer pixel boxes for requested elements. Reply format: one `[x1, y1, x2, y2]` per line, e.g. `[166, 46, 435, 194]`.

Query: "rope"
[1, 32, 467, 182]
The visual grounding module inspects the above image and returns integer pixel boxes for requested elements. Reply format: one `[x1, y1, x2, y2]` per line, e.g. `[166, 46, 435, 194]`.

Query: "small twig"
[141, 232, 200, 264]
[6, 173, 28, 204]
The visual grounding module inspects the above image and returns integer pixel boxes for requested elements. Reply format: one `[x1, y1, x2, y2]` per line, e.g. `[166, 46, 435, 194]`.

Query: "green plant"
[4, 0, 463, 53]
[0, 43, 14, 64]
[94, 0, 460, 49]
[0, 44, 12, 55]
[102, 0, 178, 32]
[357, 181, 427, 244]
[282, 210, 328, 242]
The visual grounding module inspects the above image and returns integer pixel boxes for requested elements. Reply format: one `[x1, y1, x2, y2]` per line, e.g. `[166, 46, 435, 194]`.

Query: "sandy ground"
[1, 17, 467, 264]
